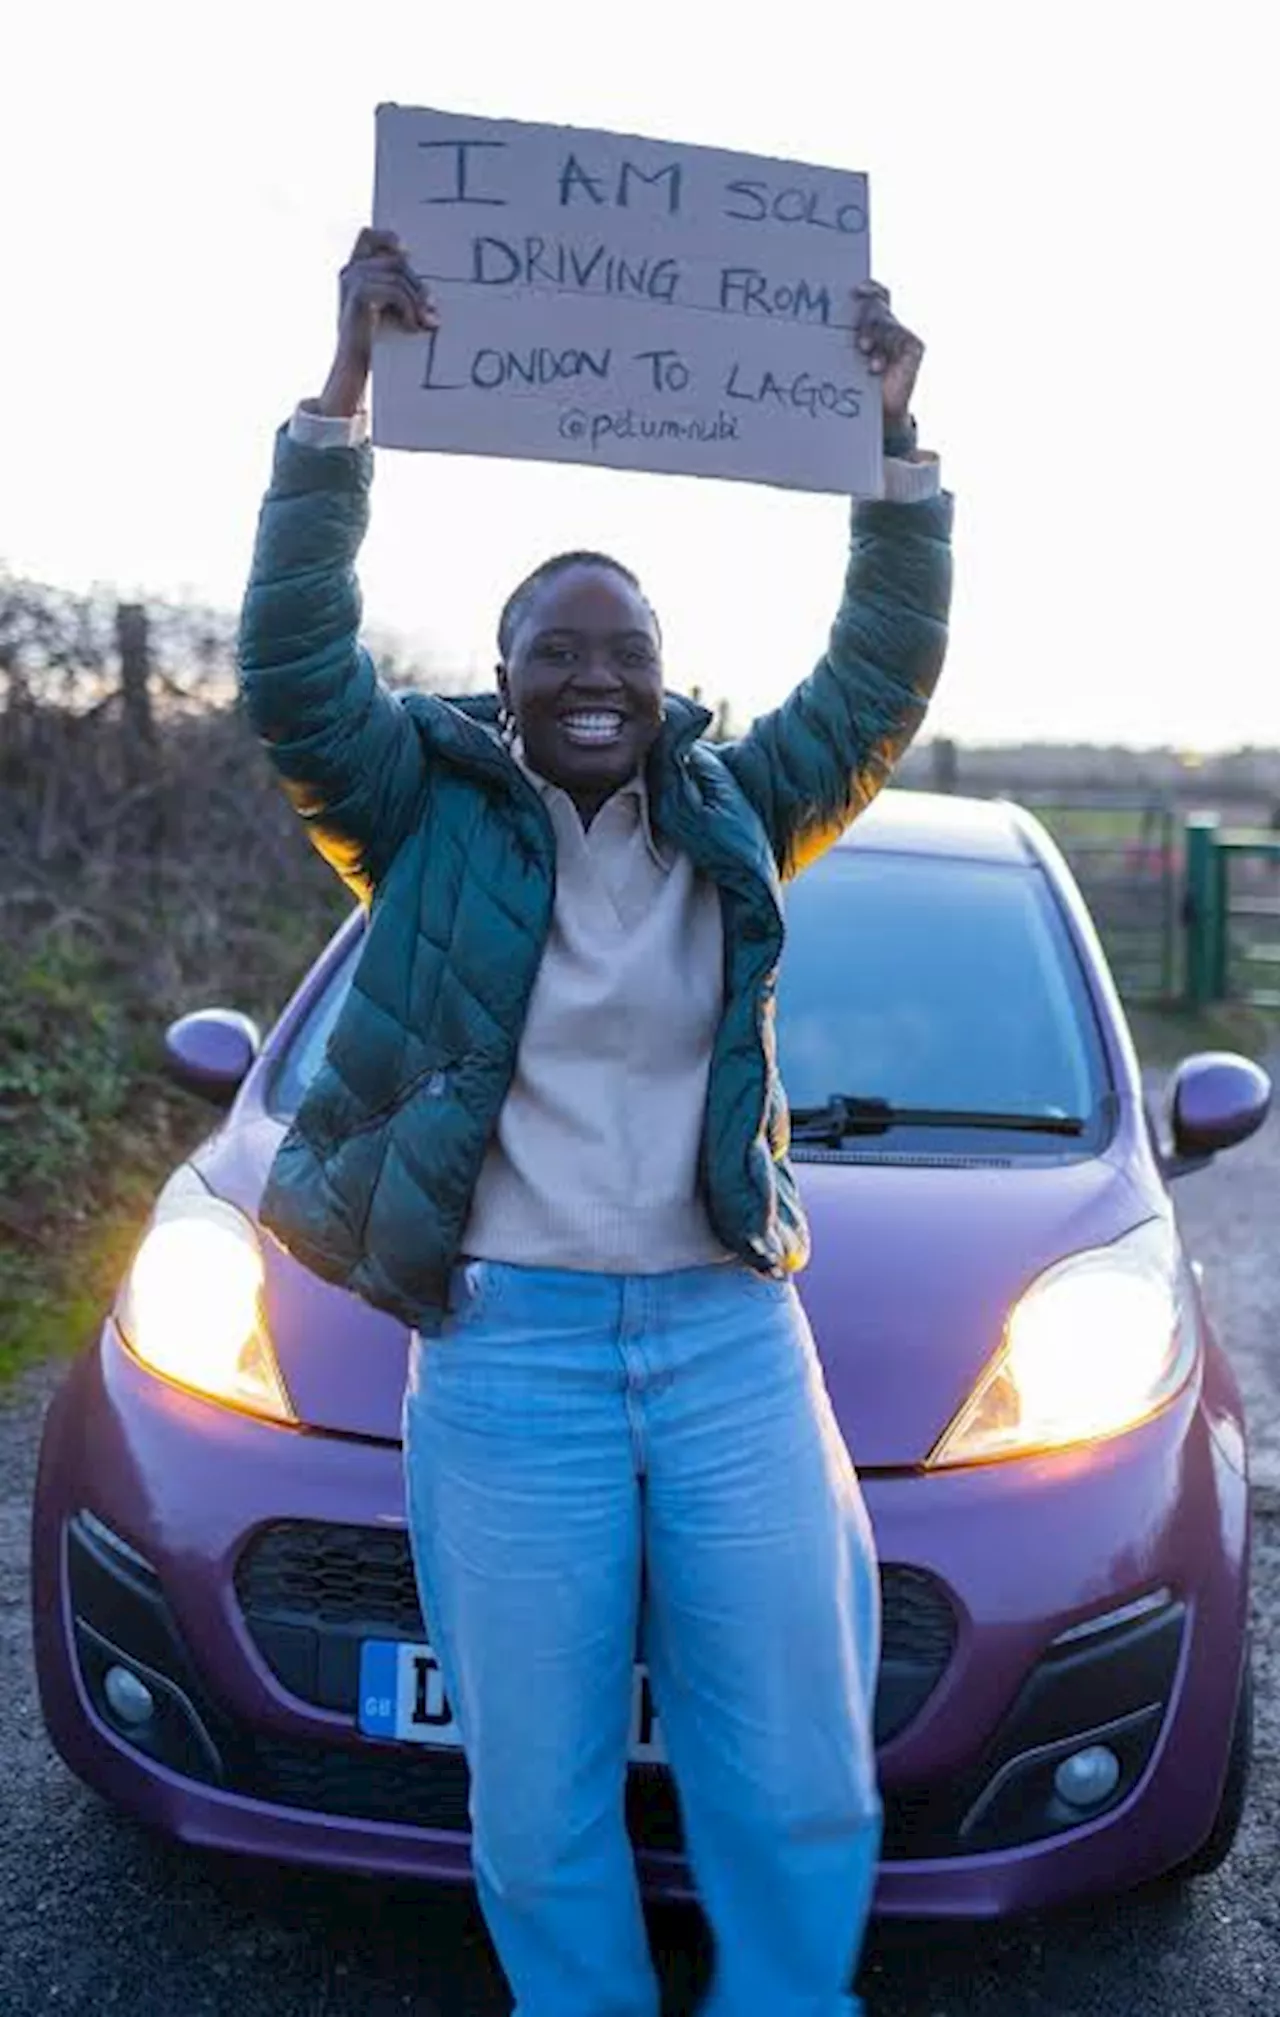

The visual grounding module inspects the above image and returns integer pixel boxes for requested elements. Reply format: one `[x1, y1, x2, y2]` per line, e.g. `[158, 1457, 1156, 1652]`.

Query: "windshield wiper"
[790, 1094, 1087, 1143]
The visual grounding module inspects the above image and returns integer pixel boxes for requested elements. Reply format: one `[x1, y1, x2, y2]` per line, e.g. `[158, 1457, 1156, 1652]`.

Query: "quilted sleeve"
[237, 425, 428, 902]
[719, 488, 953, 881]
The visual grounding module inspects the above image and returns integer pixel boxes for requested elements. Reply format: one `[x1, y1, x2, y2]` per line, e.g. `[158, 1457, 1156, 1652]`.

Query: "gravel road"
[3, 1107, 1277, 2017]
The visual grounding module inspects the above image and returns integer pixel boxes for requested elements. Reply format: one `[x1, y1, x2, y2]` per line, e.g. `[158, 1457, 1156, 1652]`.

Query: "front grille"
[238, 1732, 977, 1861]
[236, 1521, 958, 1743]
[237, 1521, 424, 1634]
[243, 1733, 470, 1832]
[238, 1736, 682, 1853]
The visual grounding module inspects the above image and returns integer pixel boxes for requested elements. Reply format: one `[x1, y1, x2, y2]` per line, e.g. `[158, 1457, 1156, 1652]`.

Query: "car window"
[777, 848, 1107, 1139]
[268, 942, 360, 1119]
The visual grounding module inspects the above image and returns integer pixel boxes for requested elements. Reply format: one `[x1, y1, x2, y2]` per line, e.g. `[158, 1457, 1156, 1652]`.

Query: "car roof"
[838, 789, 1038, 865]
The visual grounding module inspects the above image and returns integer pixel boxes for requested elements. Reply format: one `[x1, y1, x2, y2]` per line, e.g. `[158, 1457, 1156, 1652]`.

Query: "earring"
[497, 700, 516, 746]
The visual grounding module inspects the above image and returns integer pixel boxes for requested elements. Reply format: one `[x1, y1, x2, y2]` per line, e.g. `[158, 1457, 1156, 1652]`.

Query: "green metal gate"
[1011, 793, 1180, 1002]
[1184, 814, 1280, 1007]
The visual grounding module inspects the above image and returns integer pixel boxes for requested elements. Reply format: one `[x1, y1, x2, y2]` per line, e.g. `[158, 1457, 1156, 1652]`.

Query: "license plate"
[358, 1639, 666, 1764]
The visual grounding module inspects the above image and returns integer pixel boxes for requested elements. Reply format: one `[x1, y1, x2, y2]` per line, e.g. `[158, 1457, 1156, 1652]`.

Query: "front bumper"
[32, 1322, 1250, 1917]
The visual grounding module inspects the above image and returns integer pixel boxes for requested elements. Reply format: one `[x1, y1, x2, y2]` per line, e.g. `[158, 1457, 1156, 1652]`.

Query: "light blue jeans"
[403, 1261, 881, 2017]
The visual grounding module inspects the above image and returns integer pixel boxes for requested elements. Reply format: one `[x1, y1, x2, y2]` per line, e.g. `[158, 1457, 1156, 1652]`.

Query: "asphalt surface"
[3, 1105, 1278, 2016]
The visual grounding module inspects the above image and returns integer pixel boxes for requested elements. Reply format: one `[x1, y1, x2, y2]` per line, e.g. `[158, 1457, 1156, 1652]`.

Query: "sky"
[1, 0, 1276, 750]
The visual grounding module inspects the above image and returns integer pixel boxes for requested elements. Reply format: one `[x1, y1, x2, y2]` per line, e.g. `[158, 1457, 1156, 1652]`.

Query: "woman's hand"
[317, 229, 439, 419]
[851, 281, 924, 436]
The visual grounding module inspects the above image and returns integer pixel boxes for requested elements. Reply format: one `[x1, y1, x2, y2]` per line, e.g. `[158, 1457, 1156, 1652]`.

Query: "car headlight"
[929, 1219, 1195, 1467]
[115, 1167, 296, 1424]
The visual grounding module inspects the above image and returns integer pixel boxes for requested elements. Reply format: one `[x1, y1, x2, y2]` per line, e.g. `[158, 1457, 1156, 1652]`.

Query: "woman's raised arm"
[237, 232, 439, 901]
[720, 284, 953, 880]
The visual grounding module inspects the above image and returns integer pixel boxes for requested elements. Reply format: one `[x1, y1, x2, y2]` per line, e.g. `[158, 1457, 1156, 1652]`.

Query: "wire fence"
[0, 578, 377, 1022]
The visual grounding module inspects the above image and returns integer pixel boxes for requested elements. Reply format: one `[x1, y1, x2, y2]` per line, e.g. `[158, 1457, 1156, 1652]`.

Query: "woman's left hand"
[852, 282, 924, 432]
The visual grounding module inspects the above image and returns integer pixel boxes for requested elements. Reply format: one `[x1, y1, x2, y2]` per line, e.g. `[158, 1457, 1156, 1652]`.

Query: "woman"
[239, 227, 952, 2017]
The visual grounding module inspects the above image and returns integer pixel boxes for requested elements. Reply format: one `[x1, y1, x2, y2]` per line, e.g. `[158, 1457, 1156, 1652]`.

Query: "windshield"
[269, 940, 360, 1119]
[271, 849, 1110, 1147]
[777, 849, 1107, 1140]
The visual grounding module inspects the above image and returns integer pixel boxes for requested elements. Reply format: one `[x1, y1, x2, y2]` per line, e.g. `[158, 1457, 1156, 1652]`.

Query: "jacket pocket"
[344, 1059, 459, 1140]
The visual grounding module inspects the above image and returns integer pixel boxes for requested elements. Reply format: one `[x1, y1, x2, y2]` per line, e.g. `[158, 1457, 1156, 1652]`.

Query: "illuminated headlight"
[929, 1219, 1195, 1467]
[115, 1168, 295, 1424]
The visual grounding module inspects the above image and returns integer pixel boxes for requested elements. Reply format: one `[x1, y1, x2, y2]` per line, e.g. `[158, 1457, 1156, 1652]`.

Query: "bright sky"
[1, 0, 1276, 749]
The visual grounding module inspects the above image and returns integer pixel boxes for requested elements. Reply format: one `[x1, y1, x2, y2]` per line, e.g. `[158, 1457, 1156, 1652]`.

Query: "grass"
[1029, 801, 1181, 849]
[0, 944, 188, 1385]
[1126, 999, 1280, 1068]
[0, 883, 347, 1392]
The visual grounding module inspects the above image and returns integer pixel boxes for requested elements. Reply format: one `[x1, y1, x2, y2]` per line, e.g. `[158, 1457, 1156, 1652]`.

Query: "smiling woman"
[232, 226, 952, 2017]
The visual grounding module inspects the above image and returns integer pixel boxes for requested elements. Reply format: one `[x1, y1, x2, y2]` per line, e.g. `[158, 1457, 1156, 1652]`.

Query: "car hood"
[790, 1151, 1160, 1466]
[196, 1118, 1162, 1465]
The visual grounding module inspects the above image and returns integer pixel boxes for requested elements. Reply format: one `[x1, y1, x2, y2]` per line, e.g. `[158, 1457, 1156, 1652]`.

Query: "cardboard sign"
[372, 105, 880, 495]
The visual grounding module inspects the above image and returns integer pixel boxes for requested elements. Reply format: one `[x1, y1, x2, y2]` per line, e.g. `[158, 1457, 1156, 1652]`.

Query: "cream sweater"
[462, 756, 730, 1272]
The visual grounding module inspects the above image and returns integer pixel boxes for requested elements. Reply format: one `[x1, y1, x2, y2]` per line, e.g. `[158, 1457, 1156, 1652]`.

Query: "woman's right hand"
[318, 228, 439, 418]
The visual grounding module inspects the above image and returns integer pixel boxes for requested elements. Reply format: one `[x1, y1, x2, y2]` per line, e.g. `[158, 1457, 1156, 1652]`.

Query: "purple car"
[31, 789, 1270, 1919]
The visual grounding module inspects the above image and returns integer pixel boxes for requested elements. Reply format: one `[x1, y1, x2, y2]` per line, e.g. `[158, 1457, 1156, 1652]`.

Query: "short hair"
[497, 550, 659, 661]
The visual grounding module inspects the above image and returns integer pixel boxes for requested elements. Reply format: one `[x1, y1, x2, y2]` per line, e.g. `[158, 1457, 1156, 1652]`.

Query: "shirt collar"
[511, 739, 669, 870]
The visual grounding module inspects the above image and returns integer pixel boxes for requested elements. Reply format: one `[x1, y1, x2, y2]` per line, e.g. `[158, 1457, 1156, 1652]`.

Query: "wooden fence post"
[116, 602, 155, 772]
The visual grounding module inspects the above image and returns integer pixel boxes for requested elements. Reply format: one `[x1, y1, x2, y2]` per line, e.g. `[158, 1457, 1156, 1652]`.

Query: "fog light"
[103, 1665, 155, 1728]
[1053, 1744, 1121, 1810]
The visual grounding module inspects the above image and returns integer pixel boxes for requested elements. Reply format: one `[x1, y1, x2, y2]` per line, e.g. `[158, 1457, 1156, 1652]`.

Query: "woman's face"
[500, 563, 665, 814]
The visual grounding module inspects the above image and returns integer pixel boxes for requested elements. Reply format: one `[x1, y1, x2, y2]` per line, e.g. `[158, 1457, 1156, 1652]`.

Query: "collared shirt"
[460, 751, 731, 1273]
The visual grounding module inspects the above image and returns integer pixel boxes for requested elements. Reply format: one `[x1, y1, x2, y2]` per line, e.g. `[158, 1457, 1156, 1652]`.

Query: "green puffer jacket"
[238, 426, 953, 1332]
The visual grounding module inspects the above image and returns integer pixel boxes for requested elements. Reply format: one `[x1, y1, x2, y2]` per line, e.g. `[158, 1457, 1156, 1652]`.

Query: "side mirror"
[164, 1010, 262, 1107]
[1166, 1051, 1271, 1176]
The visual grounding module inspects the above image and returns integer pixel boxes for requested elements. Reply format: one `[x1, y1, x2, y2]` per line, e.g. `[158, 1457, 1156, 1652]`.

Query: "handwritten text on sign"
[372, 106, 880, 496]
